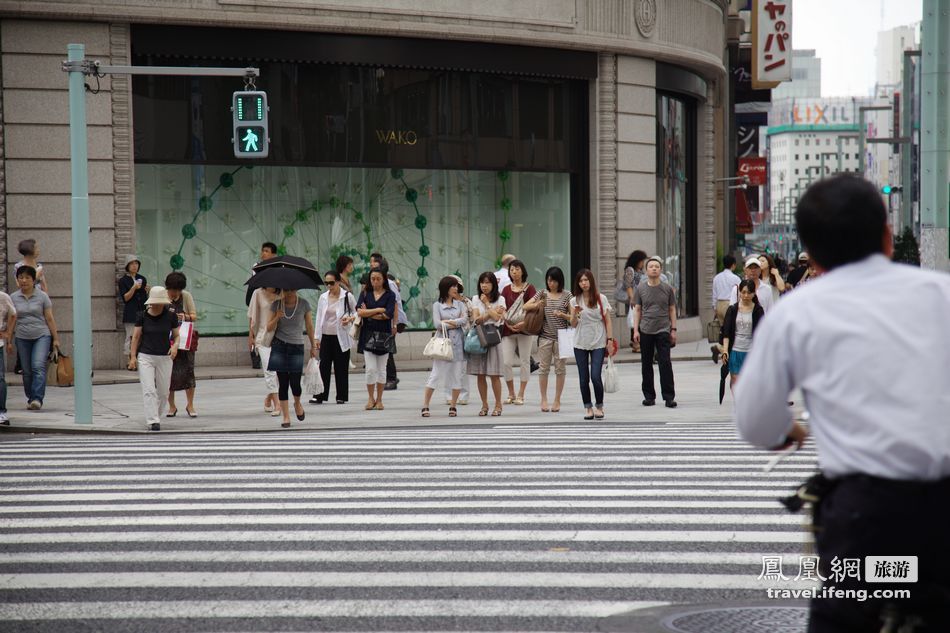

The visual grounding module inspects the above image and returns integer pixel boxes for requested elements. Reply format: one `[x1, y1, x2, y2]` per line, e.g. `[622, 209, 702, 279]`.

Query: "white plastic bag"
[557, 328, 575, 359]
[603, 355, 619, 394]
[626, 307, 635, 329]
[302, 358, 323, 395]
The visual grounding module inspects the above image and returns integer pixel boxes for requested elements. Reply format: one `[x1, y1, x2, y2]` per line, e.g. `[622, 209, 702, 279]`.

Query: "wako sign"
[752, 0, 792, 88]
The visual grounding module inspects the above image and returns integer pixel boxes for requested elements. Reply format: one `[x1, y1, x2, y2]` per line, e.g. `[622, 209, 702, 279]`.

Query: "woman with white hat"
[117, 254, 148, 367]
[128, 286, 179, 432]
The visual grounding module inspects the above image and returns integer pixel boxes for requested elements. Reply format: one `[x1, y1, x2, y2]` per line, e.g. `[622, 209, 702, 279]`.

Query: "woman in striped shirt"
[524, 266, 573, 413]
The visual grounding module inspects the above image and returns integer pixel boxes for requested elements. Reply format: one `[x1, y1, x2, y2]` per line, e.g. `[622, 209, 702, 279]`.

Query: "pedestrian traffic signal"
[232, 90, 269, 158]
[881, 184, 903, 195]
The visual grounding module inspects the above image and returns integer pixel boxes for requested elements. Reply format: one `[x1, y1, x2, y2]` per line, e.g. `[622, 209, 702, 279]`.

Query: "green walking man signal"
[232, 90, 269, 158]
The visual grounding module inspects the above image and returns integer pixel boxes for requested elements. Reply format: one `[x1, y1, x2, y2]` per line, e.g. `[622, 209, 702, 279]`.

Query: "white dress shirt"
[712, 268, 741, 308]
[729, 279, 774, 313]
[735, 254, 950, 480]
[495, 267, 511, 292]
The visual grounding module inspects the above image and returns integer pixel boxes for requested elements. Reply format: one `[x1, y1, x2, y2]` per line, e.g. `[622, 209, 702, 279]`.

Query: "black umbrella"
[719, 361, 730, 405]
[246, 266, 321, 291]
[253, 255, 321, 281]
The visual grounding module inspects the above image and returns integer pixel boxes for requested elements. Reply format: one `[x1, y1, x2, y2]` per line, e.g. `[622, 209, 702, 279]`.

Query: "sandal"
[593, 408, 605, 420]
[448, 406, 457, 417]
[421, 407, 430, 418]
[491, 407, 502, 417]
[478, 407, 489, 417]
[551, 402, 561, 413]
[374, 402, 385, 410]
[365, 400, 376, 410]
[504, 396, 515, 404]
[280, 421, 291, 428]
[540, 404, 550, 412]
[270, 410, 281, 417]
[513, 397, 524, 405]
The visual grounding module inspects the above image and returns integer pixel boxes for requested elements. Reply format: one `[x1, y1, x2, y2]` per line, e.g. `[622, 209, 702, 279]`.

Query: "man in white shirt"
[711, 254, 741, 322]
[728, 256, 774, 313]
[494, 253, 516, 292]
[735, 174, 950, 633]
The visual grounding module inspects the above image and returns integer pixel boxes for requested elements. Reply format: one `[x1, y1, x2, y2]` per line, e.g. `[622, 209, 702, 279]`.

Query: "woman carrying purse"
[421, 276, 469, 417]
[524, 266, 573, 413]
[467, 272, 506, 417]
[500, 259, 537, 405]
[356, 268, 396, 410]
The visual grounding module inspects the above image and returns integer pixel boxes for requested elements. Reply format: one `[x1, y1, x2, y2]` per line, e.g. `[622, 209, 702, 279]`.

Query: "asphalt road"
[0, 420, 818, 632]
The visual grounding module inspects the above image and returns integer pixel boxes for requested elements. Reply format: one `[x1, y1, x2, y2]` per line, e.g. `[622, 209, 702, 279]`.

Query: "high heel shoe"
[166, 409, 177, 418]
[186, 407, 197, 418]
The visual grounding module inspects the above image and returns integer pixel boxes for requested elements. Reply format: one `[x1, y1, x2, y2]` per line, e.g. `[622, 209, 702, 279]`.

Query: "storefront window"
[656, 94, 696, 316]
[134, 165, 571, 333]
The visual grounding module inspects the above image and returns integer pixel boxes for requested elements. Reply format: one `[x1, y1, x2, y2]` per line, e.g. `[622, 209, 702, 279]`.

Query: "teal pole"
[67, 43, 93, 424]
[920, 0, 950, 268]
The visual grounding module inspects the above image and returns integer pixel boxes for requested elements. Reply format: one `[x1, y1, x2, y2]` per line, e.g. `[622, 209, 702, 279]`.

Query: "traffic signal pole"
[62, 45, 259, 425]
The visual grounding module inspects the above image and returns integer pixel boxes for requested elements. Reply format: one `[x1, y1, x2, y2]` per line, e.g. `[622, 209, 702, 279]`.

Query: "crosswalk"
[0, 422, 818, 632]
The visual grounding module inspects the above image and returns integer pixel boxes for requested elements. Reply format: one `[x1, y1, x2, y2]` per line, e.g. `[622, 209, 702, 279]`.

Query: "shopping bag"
[177, 321, 194, 350]
[348, 314, 362, 340]
[464, 327, 486, 355]
[603, 355, 619, 393]
[47, 348, 75, 387]
[557, 328, 575, 359]
[302, 358, 323, 394]
[423, 323, 455, 361]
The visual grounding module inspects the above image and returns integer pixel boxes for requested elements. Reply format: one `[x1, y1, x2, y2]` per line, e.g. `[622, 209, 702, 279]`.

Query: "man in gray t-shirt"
[633, 257, 678, 407]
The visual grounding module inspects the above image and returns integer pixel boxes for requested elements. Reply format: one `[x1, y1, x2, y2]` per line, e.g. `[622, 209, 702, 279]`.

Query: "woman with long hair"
[500, 259, 537, 405]
[524, 266, 573, 412]
[569, 269, 614, 420]
[356, 268, 396, 410]
[421, 276, 469, 417]
[266, 288, 317, 428]
[164, 272, 198, 418]
[719, 279, 765, 390]
[757, 253, 785, 304]
[335, 254, 355, 292]
[312, 270, 357, 405]
[467, 272, 507, 416]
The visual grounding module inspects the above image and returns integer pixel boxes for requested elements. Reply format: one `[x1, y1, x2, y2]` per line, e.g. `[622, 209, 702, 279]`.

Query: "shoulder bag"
[464, 327, 487, 354]
[348, 292, 363, 340]
[521, 292, 545, 335]
[504, 289, 527, 326]
[364, 330, 394, 355]
[423, 322, 455, 361]
[476, 323, 501, 348]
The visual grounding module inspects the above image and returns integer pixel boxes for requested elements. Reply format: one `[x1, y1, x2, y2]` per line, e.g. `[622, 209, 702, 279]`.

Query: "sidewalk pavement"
[1, 339, 736, 434]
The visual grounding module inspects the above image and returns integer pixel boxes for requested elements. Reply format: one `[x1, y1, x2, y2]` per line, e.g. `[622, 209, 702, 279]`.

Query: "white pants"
[137, 353, 172, 427]
[256, 344, 279, 393]
[445, 371, 469, 400]
[427, 359, 466, 390]
[502, 334, 534, 383]
[363, 352, 389, 385]
[123, 323, 135, 356]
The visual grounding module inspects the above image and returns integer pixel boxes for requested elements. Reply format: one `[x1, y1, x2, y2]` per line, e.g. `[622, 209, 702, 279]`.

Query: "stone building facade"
[0, 0, 728, 367]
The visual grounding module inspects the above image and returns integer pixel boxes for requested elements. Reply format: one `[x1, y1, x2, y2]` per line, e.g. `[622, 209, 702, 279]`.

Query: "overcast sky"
[791, 0, 922, 96]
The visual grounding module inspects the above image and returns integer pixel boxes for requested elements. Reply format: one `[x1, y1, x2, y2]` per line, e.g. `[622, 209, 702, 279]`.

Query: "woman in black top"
[719, 279, 765, 391]
[117, 254, 148, 366]
[128, 286, 179, 432]
[357, 269, 396, 410]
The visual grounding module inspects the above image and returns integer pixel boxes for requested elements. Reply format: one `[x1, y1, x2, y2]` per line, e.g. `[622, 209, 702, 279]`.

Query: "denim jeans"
[15, 335, 51, 405]
[573, 346, 606, 409]
[0, 346, 7, 413]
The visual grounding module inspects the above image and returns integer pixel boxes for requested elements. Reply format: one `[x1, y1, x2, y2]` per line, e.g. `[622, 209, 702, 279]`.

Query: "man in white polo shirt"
[729, 256, 775, 313]
[735, 174, 950, 632]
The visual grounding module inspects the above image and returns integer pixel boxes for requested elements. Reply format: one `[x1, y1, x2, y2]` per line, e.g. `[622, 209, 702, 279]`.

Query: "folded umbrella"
[719, 360, 730, 405]
[246, 266, 321, 291]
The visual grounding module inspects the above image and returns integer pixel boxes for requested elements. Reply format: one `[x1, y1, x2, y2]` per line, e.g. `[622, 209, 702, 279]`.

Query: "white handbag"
[603, 355, 619, 393]
[557, 327, 576, 359]
[423, 322, 455, 361]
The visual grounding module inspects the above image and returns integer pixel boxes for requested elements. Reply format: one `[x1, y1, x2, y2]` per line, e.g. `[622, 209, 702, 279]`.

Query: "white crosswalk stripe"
[0, 423, 819, 632]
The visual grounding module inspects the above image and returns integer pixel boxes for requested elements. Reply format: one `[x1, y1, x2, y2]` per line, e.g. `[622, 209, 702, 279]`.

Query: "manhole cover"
[662, 606, 807, 633]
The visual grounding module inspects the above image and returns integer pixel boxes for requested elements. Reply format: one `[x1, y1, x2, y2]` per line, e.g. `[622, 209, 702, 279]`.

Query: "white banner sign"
[753, 0, 792, 87]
